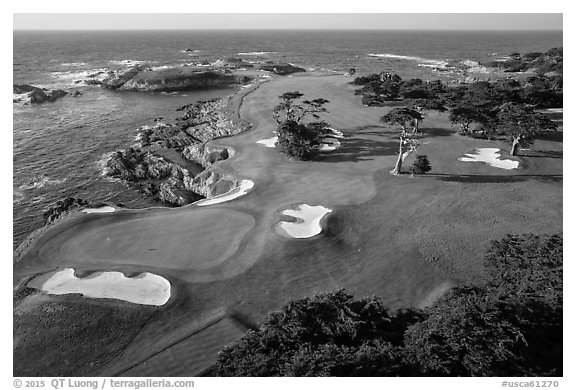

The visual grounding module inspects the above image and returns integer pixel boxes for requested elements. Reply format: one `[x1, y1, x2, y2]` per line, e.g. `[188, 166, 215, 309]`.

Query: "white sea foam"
[109, 59, 147, 66]
[276, 204, 333, 238]
[96, 151, 116, 176]
[256, 136, 278, 148]
[61, 62, 87, 67]
[458, 148, 519, 170]
[194, 180, 255, 206]
[28, 268, 171, 306]
[19, 175, 67, 190]
[237, 51, 277, 56]
[368, 53, 449, 69]
[50, 68, 109, 86]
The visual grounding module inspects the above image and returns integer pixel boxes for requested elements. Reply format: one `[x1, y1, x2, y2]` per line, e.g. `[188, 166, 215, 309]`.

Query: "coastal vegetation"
[272, 91, 332, 160]
[214, 234, 562, 377]
[380, 108, 424, 175]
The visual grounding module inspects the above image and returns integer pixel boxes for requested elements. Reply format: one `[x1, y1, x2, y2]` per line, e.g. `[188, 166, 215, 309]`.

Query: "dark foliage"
[214, 234, 562, 377]
[405, 234, 563, 377]
[214, 291, 421, 376]
[273, 92, 330, 160]
[276, 120, 324, 160]
[411, 155, 431, 174]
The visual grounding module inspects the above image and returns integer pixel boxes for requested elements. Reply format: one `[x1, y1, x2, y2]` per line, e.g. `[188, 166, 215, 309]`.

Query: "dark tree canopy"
[496, 102, 557, 155]
[214, 234, 562, 377]
[214, 291, 420, 376]
[381, 108, 423, 131]
[272, 92, 331, 160]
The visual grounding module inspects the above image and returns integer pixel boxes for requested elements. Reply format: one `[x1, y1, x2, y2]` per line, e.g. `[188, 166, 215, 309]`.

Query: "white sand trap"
[326, 127, 345, 138]
[458, 148, 519, 170]
[28, 268, 171, 306]
[276, 204, 333, 238]
[194, 179, 255, 206]
[320, 138, 341, 151]
[82, 206, 116, 213]
[256, 136, 278, 148]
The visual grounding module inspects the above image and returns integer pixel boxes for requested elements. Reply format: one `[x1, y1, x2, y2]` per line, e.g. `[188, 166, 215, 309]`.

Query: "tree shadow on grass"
[315, 137, 398, 163]
[536, 131, 563, 143]
[522, 150, 563, 159]
[419, 127, 455, 137]
[431, 173, 563, 184]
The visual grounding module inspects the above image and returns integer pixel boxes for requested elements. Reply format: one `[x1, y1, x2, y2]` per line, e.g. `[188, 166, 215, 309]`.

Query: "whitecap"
[367, 53, 449, 68]
[109, 59, 147, 66]
[61, 62, 87, 67]
[96, 151, 115, 176]
[19, 175, 67, 190]
[237, 51, 277, 56]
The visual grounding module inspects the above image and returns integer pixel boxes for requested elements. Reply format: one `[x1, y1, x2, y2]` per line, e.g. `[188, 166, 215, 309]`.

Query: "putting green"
[36, 208, 256, 270]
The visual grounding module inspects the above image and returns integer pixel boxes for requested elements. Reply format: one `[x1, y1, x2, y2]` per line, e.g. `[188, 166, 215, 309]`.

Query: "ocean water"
[12, 29, 562, 248]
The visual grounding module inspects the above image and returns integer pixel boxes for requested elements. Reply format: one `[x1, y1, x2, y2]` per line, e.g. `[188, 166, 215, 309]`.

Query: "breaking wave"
[18, 174, 67, 190]
[367, 53, 449, 68]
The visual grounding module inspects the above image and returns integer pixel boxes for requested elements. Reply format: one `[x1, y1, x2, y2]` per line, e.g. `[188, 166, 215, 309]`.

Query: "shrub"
[276, 120, 323, 160]
[411, 155, 431, 174]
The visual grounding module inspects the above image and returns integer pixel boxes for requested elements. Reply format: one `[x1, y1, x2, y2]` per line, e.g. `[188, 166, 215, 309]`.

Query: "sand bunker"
[82, 206, 116, 213]
[320, 138, 341, 151]
[194, 179, 255, 206]
[326, 127, 345, 138]
[256, 136, 278, 148]
[276, 204, 333, 238]
[458, 148, 519, 170]
[27, 268, 171, 306]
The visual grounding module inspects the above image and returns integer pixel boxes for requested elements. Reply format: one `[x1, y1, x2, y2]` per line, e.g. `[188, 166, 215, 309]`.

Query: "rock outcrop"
[106, 148, 174, 181]
[14, 84, 68, 104]
[105, 148, 204, 206]
[42, 197, 89, 225]
[182, 143, 231, 168]
[260, 63, 306, 75]
[101, 66, 144, 89]
[120, 68, 241, 92]
[139, 123, 200, 151]
[211, 57, 254, 69]
[174, 99, 248, 141]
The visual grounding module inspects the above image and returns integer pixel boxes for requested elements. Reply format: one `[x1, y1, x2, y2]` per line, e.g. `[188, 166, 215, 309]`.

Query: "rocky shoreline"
[105, 92, 252, 206]
[13, 84, 69, 104]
